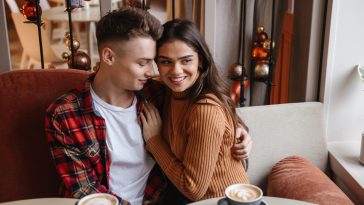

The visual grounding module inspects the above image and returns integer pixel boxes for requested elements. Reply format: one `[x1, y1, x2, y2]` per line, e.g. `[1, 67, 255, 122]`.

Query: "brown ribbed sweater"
[146, 91, 249, 201]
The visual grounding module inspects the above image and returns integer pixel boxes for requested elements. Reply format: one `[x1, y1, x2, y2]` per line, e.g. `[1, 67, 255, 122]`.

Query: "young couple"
[45, 7, 252, 205]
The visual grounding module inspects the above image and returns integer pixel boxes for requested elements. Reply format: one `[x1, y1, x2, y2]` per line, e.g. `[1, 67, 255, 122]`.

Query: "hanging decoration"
[251, 26, 274, 80]
[21, 1, 42, 21]
[62, 32, 91, 71]
[64, 0, 84, 68]
[249, 0, 276, 105]
[20, 0, 45, 68]
[228, 0, 248, 107]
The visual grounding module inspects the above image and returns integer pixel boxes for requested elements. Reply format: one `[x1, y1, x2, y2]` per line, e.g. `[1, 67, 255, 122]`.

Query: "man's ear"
[101, 47, 115, 66]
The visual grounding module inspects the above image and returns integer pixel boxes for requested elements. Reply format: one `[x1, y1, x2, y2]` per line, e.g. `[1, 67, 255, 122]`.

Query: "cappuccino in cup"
[224, 184, 263, 205]
[77, 193, 119, 205]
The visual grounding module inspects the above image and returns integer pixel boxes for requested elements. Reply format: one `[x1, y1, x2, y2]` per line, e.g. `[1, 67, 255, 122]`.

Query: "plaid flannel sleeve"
[45, 108, 130, 205]
[142, 165, 168, 205]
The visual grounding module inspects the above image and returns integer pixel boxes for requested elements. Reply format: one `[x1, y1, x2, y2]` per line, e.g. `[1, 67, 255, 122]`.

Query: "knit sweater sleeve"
[146, 103, 225, 201]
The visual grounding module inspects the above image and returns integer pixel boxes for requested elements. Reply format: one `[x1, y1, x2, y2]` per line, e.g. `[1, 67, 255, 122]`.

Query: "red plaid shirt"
[45, 74, 166, 205]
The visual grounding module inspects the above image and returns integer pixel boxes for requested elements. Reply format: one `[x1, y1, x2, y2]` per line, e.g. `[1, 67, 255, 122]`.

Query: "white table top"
[43, 6, 100, 22]
[187, 196, 316, 205]
[0, 198, 78, 205]
[0, 196, 316, 205]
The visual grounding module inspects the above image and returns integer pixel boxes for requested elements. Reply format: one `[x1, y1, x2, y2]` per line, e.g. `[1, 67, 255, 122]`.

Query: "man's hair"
[96, 7, 163, 47]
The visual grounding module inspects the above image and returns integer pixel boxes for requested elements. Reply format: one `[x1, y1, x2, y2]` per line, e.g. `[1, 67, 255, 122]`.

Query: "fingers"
[234, 139, 252, 159]
[143, 101, 161, 123]
[140, 112, 147, 126]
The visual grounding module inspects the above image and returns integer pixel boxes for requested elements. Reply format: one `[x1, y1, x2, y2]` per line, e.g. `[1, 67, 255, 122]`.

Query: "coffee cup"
[77, 193, 119, 205]
[224, 183, 263, 205]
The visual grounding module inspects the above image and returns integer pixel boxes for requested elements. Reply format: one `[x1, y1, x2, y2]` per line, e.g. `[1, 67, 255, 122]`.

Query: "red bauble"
[21, 2, 42, 21]
[256, 32, 268, 42]
[67, 51, 91, 71]
[230, 79, 249, 103]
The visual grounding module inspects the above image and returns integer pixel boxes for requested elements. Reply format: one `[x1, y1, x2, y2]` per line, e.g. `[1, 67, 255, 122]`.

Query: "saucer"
[261, 200, 268, 205]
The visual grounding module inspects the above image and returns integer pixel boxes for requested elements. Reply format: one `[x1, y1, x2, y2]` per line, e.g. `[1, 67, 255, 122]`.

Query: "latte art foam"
[79, 194, 118, 205]
[83, 198, 115, 205]
[228, 187, 260, 201]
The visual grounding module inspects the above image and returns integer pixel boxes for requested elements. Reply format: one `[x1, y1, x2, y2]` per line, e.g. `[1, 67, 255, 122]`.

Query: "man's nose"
[145, 61, 155, 77]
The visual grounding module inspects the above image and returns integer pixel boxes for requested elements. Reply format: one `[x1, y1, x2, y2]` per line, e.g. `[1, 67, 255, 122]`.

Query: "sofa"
[0, 69, 353, 204]
[0, 69, 89, 203]
[237, 103, 353, 205]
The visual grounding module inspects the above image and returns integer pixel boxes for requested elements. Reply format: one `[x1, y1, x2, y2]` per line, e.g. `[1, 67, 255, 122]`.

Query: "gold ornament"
[66, 39, 80, 51]
[61, 52, 69, 61]
[263, 39, 275, 50]
[65, 32, 70, 39]
[257, 26, 265, 33]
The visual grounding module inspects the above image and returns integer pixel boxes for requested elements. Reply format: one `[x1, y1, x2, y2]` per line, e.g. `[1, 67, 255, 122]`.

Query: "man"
[45, 8, 252, 205]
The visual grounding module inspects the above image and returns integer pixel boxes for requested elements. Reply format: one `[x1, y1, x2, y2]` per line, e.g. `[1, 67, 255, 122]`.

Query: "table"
[187, 196, 316, 205]
[0, 198, 78, 205]
[42, 6, 100, 61]
[328, 141, 364, 204]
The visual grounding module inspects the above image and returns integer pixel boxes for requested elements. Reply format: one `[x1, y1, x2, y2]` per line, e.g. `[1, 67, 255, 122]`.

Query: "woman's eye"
[159, 60, 171, 65]
[181, 59, 192, 64]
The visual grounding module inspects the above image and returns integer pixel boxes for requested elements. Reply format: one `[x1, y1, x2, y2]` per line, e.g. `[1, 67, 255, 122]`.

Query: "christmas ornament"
[66, 39, 80, 51]
[263, 39, 275, 50]
[252, 46, 269, 61]
[62, 32, 91, 71]
[62, 52, 69, 61]
[67, 50, 91, 71]
[256, 26, 268, 42]
[228, 63, 243, 79]
[21, 1, 42, 21]
[254, 62, 269, 79]
[230, 78, 249, 104]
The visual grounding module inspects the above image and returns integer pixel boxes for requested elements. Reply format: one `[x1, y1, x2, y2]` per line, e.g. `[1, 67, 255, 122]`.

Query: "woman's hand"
[231, 127, 253, 160]
[140, 101, 162, 142]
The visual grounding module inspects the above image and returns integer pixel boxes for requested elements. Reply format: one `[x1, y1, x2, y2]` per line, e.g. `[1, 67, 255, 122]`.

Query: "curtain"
[166, 0, 205, 34]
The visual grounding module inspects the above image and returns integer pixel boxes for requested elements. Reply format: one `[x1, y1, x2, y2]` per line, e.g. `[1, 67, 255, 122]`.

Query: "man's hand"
[232, 126, 252, 160]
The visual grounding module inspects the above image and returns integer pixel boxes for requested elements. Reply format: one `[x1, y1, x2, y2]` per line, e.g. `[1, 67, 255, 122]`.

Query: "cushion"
[267, 156, 353, 205]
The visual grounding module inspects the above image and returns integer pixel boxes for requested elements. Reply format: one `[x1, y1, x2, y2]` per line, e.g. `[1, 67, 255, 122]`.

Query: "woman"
[140, 19, 249, 204]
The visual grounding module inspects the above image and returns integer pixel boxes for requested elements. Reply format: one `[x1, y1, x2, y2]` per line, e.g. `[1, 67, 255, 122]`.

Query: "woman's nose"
[170, 63, 183, 74]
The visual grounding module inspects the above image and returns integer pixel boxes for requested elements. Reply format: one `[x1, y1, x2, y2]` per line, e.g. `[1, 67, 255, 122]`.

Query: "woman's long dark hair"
[157, 19, 244, 128]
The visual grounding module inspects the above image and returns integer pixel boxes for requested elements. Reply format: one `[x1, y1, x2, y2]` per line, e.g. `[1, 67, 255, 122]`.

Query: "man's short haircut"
[96, 7, 163, 47]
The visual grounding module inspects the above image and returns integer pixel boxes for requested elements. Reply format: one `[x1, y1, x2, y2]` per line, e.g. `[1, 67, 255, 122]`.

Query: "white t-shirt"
[90, 86, 155, 205]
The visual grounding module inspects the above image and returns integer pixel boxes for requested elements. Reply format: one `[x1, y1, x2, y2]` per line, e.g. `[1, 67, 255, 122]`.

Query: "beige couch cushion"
[236, 102, 328, 191]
